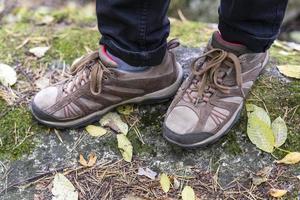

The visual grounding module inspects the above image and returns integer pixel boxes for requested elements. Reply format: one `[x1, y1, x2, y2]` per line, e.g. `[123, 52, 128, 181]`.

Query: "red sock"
[217, 31, 244, 47]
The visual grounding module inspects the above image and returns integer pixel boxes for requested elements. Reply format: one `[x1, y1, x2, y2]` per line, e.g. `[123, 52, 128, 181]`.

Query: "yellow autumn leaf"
[276, 152, 300, 165]
[277, 65, 300, 79]
[182, 185, 195, 200]
[117, 104, 134, 115]
[160, 173, 171, 193]
[85, 125, 107, 137]
[269, 188, 287, 198]
[79, 152, 97, 167]
[117, 134, 133, 162]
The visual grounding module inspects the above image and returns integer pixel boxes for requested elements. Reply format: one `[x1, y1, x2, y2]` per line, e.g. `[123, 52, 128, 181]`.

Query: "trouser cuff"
[100, 36, 167, 67]
[218, 20, 277, 53]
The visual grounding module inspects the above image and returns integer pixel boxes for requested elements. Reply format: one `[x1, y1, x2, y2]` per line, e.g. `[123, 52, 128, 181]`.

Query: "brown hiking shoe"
[163, 32, 269, 148]
[31, 42, 183, 128]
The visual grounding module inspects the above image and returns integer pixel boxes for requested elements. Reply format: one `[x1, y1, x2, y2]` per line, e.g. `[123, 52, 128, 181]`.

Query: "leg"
[218, 0, 288, 52]
[31, 0, 183, 128]
[96, 0, 170, 66]
[163, 1, 288, 147]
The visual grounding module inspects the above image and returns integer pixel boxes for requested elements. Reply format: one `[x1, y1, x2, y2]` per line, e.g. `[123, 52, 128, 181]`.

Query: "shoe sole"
[32, 63, 184, 129]
[163, 52, 270, 148]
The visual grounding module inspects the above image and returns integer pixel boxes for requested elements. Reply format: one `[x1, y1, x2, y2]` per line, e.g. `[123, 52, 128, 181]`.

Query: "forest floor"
[0, 1, 299, 200]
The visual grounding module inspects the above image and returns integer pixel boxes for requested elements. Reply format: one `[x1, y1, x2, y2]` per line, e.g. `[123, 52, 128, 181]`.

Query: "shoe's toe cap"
[31, 87, 58, 121]
[165, 106, 198, 134]
[163, 106, 213, 147]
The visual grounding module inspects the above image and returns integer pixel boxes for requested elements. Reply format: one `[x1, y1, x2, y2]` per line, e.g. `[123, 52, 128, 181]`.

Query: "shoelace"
[62, 39, 180, 96]
[63, 51, 112, 95]
[188, 48, 245, 104]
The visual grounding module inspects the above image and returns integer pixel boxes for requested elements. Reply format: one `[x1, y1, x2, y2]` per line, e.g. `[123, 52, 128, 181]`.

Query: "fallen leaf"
[272, 117, 288, 147]
[246, 104, 271, 125]
[137, 167, 157, 180]
[52, 173, 78, 200]
[277, 65, 300, 79]
[160, 173, 171, 193]
[79, 152, 97, 167]
[278, 50, 291, 56]
[286, 42, 300, 52]
[117, 104, 134, 115]
[276, 152, 300, 165]
[117, 134, 133, 162]
[173, 177, 180, 190]
[252, 176, 268, 186]
[273, 40, 293, 51]
[35, 77, 50, 89]
[269, 188, 287, 198]
[252, 167, 272, 186]
[246, 104, 275, 153]
[29, 46, 50, 58]
[40, 15, 54, 25]
[100, 112, 128, 135]
[0, 63, 17, 86]
[182, 185, 196, 200]
[85, 125, 107, 137]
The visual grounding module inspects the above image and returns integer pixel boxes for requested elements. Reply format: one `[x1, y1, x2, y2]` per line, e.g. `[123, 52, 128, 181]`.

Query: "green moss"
[100, 130, 156, 158]
[101, 135, 118, 152]
[50, 27, 100, 64]
[170, 20, 214, 47]
[0, 101, 44, 160]
[51, 4, 96, 26]
[127, 129, 156, 157]
[0, 23, 30, 64]
[222, 131, 243, 156]
[270, 46, 300, 65]
[0, 22, 54, 68]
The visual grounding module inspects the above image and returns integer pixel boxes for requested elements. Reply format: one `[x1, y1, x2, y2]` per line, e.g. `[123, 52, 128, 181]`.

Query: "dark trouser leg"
[218, 0, 288, 52]
[96, 0, 170, 66]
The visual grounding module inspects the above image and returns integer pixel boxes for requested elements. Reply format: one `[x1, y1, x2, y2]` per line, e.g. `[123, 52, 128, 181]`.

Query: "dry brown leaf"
[252, 166, 272, 186]
[79, 152, 97, 167]
[269, 188, 287, 198]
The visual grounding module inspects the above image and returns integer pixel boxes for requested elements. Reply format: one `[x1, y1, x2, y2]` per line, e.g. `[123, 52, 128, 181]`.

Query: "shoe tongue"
[98, 46, 118, 68]
[210, 32, 252, 56]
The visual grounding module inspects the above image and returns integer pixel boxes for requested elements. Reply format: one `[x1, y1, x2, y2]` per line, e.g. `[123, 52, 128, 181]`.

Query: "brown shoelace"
[188, 48, 245, 104]
[63, 51, 113, 95]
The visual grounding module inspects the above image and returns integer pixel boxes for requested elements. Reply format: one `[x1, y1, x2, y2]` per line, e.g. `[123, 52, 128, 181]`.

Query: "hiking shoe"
[163, 32, 269, 148]
[31, 41, 183, 128]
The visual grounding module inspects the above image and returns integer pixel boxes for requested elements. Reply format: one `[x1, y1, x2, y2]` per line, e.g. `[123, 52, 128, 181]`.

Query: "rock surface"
[0, 1, 299, 199]
[1, 46, 299, 199]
